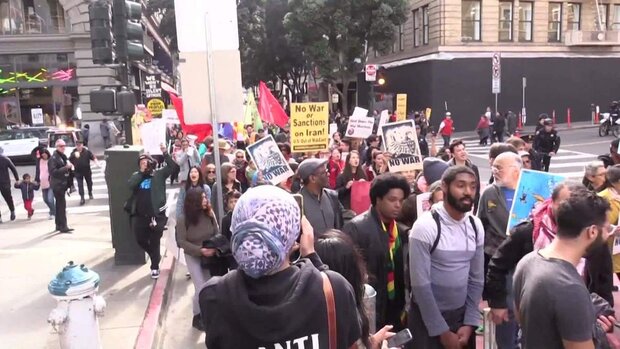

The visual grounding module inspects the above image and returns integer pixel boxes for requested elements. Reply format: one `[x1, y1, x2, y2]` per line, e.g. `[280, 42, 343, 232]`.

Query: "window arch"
[0, 0, 66, 35]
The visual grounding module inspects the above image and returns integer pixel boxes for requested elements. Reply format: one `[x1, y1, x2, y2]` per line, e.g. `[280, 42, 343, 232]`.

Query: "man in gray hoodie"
[408, 166, 484, 349]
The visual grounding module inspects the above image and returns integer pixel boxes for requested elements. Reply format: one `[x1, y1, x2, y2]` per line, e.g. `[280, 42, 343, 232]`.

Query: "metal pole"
[369, 83, 375, 115]
[205, 11, 225, 226]
[522, 77, 526, 126]
[494, 93, 498, 116]
[120, 63, 133, 145]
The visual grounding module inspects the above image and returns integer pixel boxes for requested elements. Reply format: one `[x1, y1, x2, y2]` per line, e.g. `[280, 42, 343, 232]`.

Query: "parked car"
[45, 128, 84, 157]
[0, 128, 43, 162]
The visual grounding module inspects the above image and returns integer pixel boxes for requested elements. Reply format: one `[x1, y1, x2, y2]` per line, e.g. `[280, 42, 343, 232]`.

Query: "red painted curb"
[134, 251, 175, 349]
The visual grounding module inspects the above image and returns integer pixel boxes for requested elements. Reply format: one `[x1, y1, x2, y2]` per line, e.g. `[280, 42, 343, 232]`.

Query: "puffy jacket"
[127, 152, 178, 216]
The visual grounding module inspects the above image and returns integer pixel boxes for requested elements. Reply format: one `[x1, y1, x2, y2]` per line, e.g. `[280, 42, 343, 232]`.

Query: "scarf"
[381, 220, 400, 300]
[532, 199, 557, 250]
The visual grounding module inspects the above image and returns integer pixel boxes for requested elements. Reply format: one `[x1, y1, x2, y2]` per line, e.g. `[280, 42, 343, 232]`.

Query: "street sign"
[492, 52, 501, 94]
[331, 93, 339, 103]
[31, 108, 44, 125]
[365, 64, 377, 82]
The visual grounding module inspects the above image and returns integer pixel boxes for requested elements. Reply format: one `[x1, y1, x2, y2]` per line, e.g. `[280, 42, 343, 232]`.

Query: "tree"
[146, 0, 178, 51]
[284, 0, 408, 115]
[237, 0, 311, 103]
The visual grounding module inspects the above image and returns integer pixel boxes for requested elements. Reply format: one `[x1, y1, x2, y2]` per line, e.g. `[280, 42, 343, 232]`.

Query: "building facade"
[362, 0, 620, 130]
[0, 0, 173, 146]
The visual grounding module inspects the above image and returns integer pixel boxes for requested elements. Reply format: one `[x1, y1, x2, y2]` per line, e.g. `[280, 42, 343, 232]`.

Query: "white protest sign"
[329, 123, 338, 137]
[31, 108, 44, 126]
[139, 118, 167, 155]
[246, 135, 294, 185]
[162, 109, 180, 124]
[416, 192, 432, 219]
[377, 110, 389, 138]
[345, 107, 373, 139]
[382, 120, 423, 171]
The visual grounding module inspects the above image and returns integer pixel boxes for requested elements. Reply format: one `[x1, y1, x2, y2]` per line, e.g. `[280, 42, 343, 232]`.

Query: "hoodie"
[199, 258, 361, 349]
[409, 202, 484, 336]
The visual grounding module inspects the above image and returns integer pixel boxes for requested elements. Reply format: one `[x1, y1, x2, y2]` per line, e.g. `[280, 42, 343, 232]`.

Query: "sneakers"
[150, 269, 160, 279]
[10, 211, 15, 221]
[89, 193, 94, 200]
[80, 197, 85, 206]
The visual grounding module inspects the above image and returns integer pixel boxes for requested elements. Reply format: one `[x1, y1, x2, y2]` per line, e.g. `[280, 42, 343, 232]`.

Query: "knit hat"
[231, 186, 301, 279]
[423, 157, 449, 184]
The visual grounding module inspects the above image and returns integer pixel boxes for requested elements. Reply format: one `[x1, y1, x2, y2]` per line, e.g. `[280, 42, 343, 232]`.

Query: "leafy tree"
[284, 0, 408, 114]
[146, 0, 178, 51]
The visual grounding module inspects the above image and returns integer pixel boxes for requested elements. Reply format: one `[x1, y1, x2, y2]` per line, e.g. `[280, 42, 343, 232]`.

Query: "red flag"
[168, 92, 213, 141]
[258, 81, 288, 128]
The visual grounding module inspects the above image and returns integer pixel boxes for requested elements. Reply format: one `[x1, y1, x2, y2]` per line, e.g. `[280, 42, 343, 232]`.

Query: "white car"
[46, 128, 84, 157]
[0, 128, 42, 162]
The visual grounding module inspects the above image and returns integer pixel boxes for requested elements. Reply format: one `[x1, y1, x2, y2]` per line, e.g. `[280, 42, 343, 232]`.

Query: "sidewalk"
[452, 120, 598, 140]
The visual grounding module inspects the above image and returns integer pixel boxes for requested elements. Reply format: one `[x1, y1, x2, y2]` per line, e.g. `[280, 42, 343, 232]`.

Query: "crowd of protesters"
[116, 107, 620, 349]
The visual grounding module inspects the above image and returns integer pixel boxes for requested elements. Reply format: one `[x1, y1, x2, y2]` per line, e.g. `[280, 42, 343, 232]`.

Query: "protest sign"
[377, 110, 389, 138]
[396, 94, 407, 121]
[139, 118, 167, 155]
[246, 135, 294, 185]
[346, 107, 374, 139]
[290, 102, 329, 152]
[416, 192, 432, 219]
[145, 74, 165, 117]
[507, 169, 566, 231]
[425, 108, 432, 120]
[381, 120, 422, 171]
[329, 123, 338, 137]
[162, 109, 180, 124]
[351, 181, 371, 215]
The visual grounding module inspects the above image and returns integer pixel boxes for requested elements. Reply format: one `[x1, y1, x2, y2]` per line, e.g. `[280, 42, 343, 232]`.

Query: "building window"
[413, 9, 421, 47]
[499, 1, 513, 41]
[548, 3, 562, 42]
[462, 1, 481, 41]
[597, 4, 608, 31]
[0, 0, 67, 35]
[422, 6, 429, 45]
[398, 24, 404, 51]
[612, 5, 620, 30]
[567, 3, 581, 30]
[518, 1, 533, 42]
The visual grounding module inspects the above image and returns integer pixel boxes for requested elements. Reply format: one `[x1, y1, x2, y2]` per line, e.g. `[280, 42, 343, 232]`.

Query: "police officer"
[533, 119, 561, 172]
[609, 101, 619, 126]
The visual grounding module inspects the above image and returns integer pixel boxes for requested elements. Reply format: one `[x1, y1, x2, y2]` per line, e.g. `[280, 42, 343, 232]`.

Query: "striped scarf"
[382, 220, 400, 300]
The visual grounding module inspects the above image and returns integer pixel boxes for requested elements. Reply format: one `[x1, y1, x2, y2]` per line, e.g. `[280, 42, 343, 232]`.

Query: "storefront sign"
[145, 74, 164, 117]
[31, 108, 44, 125]
[290, 102, 329, 152]
[396, 94, 407, 121]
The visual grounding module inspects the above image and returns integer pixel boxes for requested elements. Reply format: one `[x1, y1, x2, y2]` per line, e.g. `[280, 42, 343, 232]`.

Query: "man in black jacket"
[69, 140, 98, 205]
[533, 119, 561, 172]
[0, 146, 19, 222]
[343, 173, 411, 330]
[486, 183, 613, 349]
[598, 138, 620, 168]
[49, 140, 73, 233]
[127, 144, 178, 278]
[298, 158, 344, 237]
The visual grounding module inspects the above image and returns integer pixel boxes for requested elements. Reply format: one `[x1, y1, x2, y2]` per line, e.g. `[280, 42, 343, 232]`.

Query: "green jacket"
[127, 152, 178, 216]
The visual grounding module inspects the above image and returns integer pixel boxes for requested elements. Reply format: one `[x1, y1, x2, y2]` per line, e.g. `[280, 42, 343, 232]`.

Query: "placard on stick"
[246, 135, 294, 185]
[381, 120, 422, 171]
[290, 102, 329, 152]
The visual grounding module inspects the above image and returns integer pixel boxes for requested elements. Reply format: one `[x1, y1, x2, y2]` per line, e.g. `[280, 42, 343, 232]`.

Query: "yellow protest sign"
[396, 94, 407, 121]
[425, 107, 432, 120]
[147, 98, 165, 117]
[291, 102, 329, 152]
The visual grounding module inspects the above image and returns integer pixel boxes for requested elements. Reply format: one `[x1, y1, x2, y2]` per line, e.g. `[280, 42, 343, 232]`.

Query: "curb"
[134, 250, 176, 349]
[453, 123, 598, 142]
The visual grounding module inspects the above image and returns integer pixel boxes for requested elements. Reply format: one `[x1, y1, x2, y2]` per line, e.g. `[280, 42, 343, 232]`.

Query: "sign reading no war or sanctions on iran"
[145, 74, 165, 117]
[290, 102, 329, 152]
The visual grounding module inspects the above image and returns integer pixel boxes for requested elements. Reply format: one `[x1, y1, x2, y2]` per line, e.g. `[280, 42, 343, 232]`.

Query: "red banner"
[350, 181, 371, 215]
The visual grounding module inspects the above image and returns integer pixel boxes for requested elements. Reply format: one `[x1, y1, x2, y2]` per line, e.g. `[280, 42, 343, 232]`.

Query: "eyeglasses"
[236, 156, 244, 159]
[207, 170, 216, 174]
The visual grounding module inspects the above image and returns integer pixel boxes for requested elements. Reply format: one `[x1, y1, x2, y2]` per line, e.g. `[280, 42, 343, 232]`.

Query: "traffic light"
[117, 87, 137, 115]
[90, 88, 117, 113]
[377, 67, 387, 86]
[113, 0, 145, 61]
[89, 0, 114, 64]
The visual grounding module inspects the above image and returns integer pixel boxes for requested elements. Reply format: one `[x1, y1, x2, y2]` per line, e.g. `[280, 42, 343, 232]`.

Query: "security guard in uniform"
[533, 119, 561, 172]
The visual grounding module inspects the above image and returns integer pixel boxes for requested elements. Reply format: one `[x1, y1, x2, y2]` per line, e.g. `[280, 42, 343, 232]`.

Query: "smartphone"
[386, 329, 413, 348]
[292, 194, 304, 218]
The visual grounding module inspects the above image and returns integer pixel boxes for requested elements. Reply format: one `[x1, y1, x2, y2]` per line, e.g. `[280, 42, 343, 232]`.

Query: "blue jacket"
[14, 181, 40, 200]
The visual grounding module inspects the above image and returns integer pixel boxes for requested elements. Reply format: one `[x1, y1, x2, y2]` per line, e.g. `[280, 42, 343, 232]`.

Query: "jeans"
[495, 270, 520, 349]
[442, 135, 451, 148]
[75, 171, 93, 198]
[185, 253, 211, 315]
[42, 188, 56, 215]
[0, 185, 15, 213]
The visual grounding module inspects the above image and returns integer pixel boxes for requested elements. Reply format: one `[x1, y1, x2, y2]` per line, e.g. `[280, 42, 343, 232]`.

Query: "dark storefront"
[358, 56, 620, 131]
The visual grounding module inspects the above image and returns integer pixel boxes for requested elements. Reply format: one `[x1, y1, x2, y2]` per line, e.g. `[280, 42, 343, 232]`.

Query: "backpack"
[430, 209, 479, 254]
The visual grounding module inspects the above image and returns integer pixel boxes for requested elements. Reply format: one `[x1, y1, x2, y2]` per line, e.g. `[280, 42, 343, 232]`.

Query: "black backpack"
[430, 209, 479, 254]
